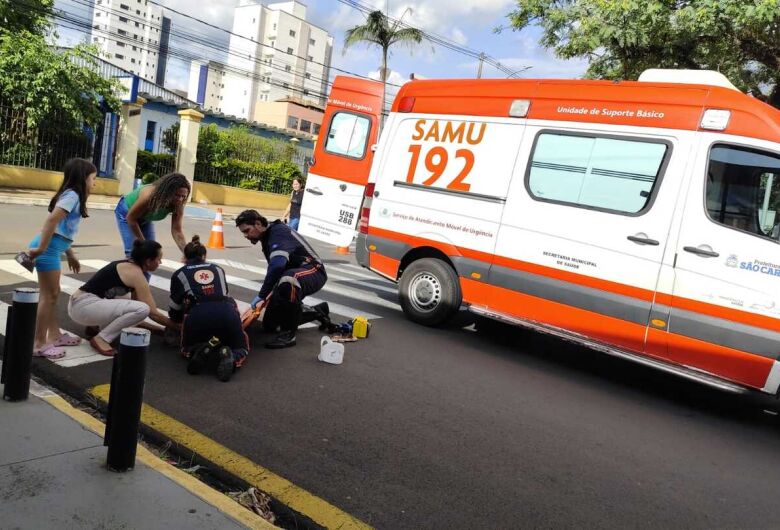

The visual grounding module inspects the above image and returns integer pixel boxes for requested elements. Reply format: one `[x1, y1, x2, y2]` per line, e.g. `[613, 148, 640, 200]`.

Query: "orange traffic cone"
[207, 208, 225, 249]
[336, 245, 350, 254]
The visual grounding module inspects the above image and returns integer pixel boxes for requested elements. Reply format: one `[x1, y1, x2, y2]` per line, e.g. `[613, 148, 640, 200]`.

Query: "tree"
[161, 122, 179, 153]
[344, 10, 424, 123]
[0, 0, 54, 35]
[0, 0, 121, 130]
[0, 33, 121, 128]
[504, 0, 780, 107]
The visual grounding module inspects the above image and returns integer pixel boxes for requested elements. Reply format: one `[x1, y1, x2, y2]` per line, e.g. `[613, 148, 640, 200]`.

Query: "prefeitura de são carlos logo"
[728, 255, 780, 277]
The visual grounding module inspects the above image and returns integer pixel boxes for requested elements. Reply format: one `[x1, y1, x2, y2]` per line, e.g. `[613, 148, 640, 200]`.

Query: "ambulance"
[299, 71, 780, 396]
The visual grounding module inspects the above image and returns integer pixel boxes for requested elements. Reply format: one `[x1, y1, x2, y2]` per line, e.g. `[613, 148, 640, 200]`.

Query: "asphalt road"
[3, 203, 780, 529]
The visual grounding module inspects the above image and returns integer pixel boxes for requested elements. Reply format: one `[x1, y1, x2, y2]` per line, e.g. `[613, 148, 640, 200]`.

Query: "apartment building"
[215, 0, 333, 120]
[90, 0, 170, 85]
[188, 60, 229, 113]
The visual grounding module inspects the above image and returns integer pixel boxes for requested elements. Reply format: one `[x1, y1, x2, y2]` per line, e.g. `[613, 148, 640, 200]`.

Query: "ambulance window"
[706, 145, 780, 241]
[527, 133, 668, 214]
[324, 112, 370, 159]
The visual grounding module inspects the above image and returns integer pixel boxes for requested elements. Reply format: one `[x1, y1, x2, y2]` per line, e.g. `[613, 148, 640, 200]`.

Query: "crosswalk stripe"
[0, 260, 161, 367]
[212, 258, 398, 295]
[0, 299, 107, 367]
[336, 262, 387, 279]
[205, 259, 400, 314]
[323, 261, 394, 283]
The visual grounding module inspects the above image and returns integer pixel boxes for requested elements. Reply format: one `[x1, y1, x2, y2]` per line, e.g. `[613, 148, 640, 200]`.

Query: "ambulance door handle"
[683, 245, 719, 258]
[306, 187, 323, 196]
[627, 234, 659, 246]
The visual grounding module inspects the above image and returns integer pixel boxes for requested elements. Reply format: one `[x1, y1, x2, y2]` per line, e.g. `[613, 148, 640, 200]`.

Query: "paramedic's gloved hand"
[251, 295, 263, 309]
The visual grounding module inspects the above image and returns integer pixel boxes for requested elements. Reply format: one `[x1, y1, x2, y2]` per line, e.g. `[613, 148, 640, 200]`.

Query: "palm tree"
[343, 9, 424, 125]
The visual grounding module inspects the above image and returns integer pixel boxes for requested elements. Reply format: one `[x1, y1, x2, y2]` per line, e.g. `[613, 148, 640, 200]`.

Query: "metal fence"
[0, 105, 97, 172]
[194, 163, 294, 194]
[134, 151, 176, 180]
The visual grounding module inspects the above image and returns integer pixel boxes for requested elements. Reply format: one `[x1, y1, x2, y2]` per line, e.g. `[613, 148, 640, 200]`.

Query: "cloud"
[367, 68, 409, 86]
[366, 68, 410, 109]
[458, 35, 589, 80]
[324, 0, 514, 48]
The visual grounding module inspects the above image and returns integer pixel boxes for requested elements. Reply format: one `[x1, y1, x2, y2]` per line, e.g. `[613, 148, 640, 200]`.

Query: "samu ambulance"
[299, 70, 780, 396]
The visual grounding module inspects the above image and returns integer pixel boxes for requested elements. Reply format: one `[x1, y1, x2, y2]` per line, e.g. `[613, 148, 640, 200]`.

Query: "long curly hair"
[147, 172, 190, 213]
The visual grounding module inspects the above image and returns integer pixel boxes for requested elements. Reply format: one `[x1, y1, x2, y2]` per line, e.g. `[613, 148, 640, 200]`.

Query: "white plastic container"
[318, 336, 344, 365]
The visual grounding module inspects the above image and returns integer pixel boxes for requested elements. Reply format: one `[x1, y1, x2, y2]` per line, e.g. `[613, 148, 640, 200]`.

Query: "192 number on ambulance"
[406, 145, 475, 192]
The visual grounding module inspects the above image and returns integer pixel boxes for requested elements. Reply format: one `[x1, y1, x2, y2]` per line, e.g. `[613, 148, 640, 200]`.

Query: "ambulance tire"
[399, 258, 461, 327]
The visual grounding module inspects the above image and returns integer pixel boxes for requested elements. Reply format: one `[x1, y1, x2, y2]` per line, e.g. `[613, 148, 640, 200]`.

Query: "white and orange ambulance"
[299, 71, 780, 395]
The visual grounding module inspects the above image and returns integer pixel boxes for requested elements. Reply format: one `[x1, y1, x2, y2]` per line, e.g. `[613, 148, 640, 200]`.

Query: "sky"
[55, 0, 589, 98]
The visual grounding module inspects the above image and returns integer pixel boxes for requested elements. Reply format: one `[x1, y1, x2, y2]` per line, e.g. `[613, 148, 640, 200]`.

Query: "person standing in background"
[282, 177, 304, 230]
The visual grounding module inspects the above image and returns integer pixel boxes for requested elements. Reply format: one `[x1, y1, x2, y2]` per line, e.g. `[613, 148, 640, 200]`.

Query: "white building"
[90, 0, 170, 85]
[209, 0, 333, 120]
[188, 60, 229, 114]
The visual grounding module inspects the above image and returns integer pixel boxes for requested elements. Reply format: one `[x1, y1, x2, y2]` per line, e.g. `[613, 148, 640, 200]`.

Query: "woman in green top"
[115, 172, 190, 257]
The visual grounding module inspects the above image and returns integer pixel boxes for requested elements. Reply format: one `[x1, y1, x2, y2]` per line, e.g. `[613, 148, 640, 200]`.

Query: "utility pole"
[477, 52, 485, 79]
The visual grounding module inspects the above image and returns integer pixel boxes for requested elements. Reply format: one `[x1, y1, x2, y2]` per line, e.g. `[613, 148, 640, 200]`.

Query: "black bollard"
[105, 327, 149, 472]
[2, 288, 39, 402]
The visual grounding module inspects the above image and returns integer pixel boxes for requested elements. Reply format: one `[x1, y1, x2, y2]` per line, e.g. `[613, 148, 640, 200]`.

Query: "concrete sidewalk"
[0, 187, 287, 221]
[0, 370, 274, 529]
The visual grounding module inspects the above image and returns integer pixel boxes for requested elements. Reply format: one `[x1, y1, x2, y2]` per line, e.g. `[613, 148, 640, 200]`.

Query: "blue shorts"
[29, 233, 72, 272]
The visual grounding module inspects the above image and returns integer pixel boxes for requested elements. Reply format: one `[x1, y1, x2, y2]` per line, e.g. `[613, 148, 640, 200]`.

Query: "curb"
[0, 195, 116, 210]
[0, 195, 243, 221]
[36, 386, 275, 530]
[26, 359, 362, 530]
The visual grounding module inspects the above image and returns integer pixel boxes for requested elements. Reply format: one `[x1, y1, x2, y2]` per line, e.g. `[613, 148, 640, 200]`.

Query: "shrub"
[141, 172, 158, 184]
[135, 150, 175, 179]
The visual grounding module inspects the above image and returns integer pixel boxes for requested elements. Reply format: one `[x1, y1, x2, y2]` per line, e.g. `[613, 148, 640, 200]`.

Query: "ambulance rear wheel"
[399, 258, 461, 326]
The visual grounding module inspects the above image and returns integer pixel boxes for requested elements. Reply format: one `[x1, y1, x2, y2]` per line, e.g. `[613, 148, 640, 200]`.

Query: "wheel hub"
[408, 272, 442, 313]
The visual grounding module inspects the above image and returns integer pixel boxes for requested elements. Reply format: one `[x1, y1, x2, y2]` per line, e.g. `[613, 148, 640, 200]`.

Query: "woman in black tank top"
[68, 240, 178, 356]
[283, 178, 304, 231]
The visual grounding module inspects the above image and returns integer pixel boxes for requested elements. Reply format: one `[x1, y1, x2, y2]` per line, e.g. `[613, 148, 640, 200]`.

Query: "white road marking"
[207, 259, 399, 313]
[215, 258, 397, 294]
[0, 299, 106, 367]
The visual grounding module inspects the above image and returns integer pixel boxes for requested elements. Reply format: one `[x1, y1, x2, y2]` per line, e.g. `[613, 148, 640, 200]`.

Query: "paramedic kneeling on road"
[235, 209, 328, 349]
[169, 235, 248, 382]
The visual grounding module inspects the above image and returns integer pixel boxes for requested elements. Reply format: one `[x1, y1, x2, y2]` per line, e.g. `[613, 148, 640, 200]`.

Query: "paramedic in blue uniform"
[169, 235, 248, 381]
[235, 209, 330, 349]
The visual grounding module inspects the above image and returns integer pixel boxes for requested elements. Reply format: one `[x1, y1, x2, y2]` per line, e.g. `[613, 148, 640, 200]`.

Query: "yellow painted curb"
[40, 392, 275, 530]
[90, 385, 372, 530]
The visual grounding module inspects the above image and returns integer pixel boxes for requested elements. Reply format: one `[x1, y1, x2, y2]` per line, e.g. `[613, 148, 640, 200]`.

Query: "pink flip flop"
[53, 333, 82, 347]
[33, 345, 66, 360]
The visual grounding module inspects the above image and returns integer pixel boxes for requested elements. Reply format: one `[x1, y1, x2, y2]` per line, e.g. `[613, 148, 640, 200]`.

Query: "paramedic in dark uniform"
[235, 209, 329, 349]
[169, 235, 248, 381]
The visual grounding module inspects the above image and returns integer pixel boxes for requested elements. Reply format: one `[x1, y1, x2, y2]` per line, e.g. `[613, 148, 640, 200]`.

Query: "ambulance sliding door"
[368, 115, 525, 297]
[491, 127, 686, 354]
[662, 139, 780, 389]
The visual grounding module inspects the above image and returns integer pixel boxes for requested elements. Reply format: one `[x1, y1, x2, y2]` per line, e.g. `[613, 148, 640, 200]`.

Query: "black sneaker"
[216, 345, 235, 382]
[265, 330, 296, 349]
[187, 341, 215, 375]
